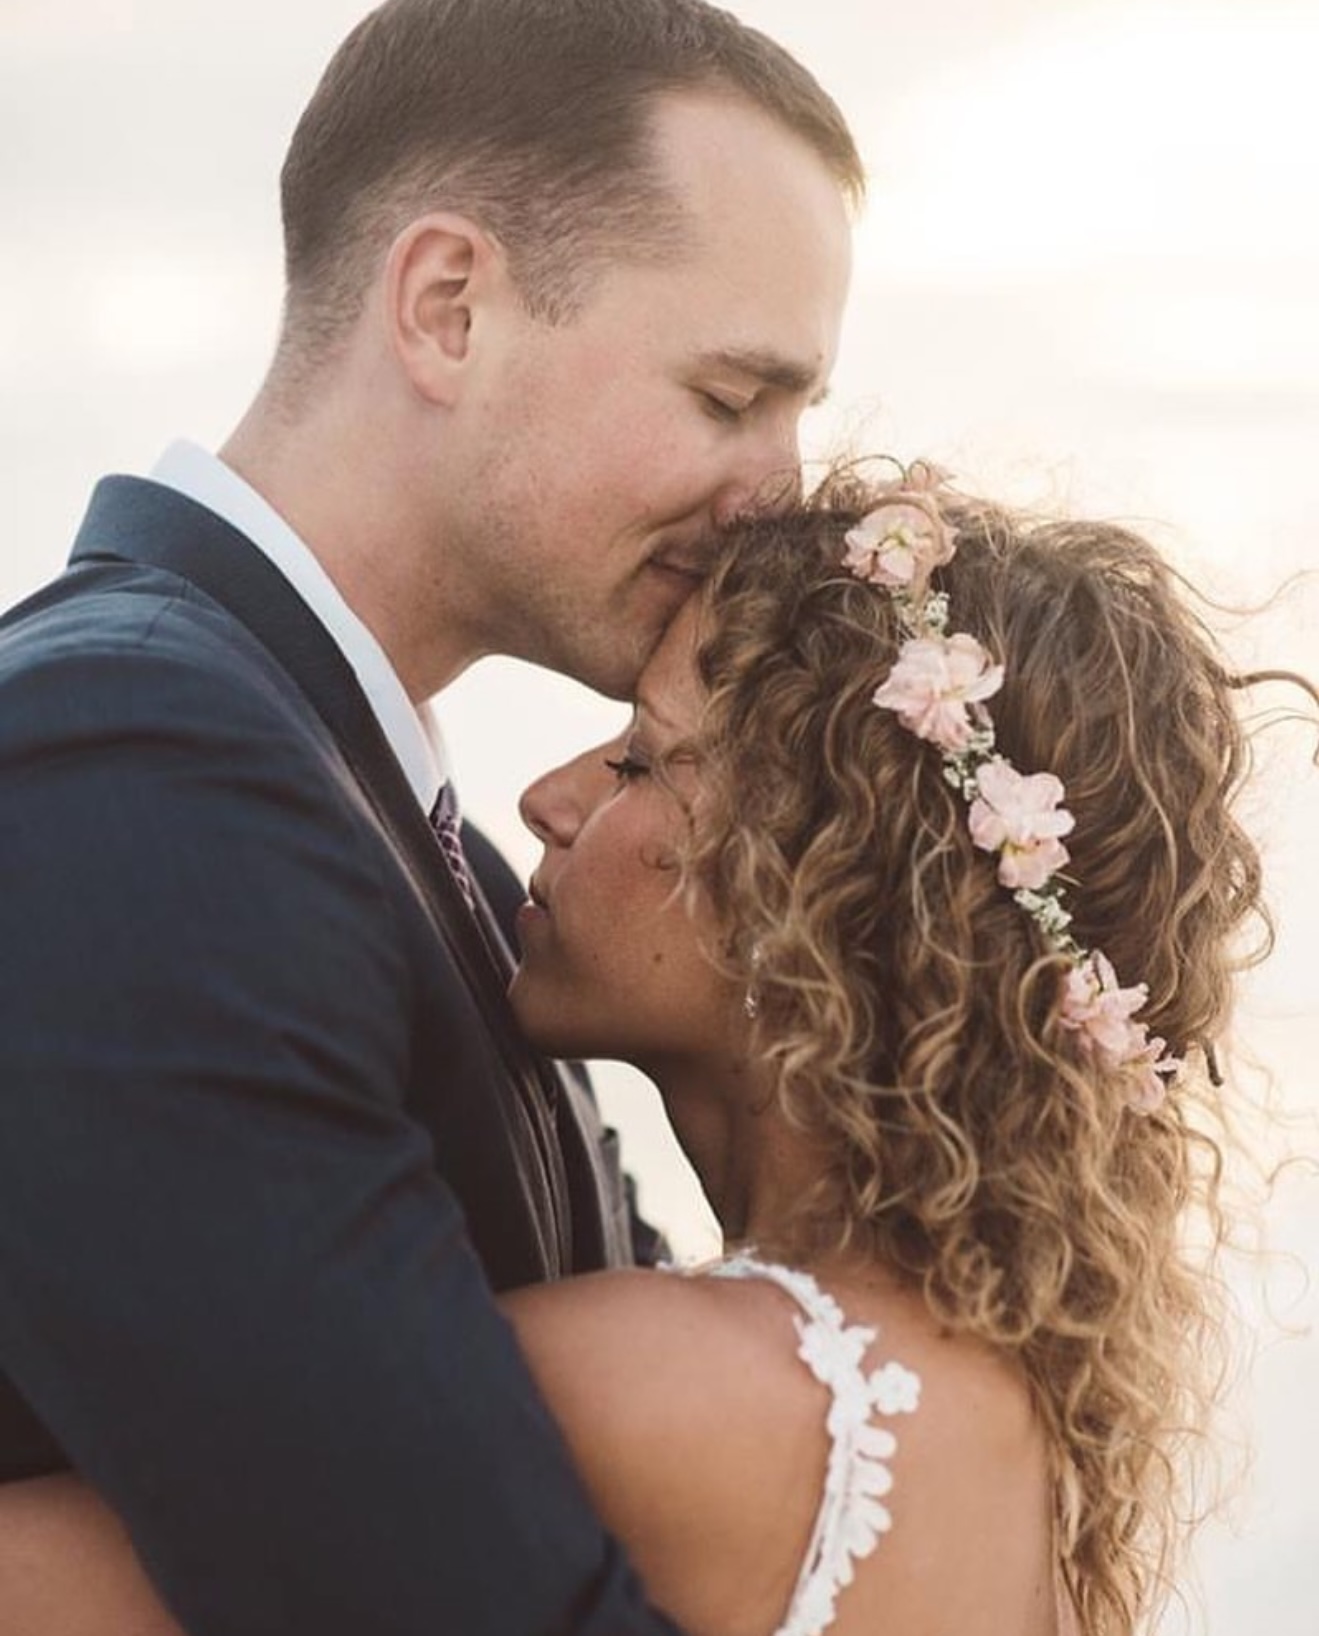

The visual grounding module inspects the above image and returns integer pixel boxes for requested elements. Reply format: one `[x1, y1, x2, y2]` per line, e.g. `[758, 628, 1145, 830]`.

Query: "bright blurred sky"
[2, 3, 1316, 1629]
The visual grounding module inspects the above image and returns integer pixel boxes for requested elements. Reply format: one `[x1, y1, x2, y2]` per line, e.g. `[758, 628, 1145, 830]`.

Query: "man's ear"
[383, 213, 506, 406]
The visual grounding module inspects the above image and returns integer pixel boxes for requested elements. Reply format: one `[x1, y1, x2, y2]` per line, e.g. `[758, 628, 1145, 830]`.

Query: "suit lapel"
[70, 475, 575, 1272]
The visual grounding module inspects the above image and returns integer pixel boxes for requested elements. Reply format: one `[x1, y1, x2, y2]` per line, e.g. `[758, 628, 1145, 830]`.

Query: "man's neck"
[220, 406, 477, 702]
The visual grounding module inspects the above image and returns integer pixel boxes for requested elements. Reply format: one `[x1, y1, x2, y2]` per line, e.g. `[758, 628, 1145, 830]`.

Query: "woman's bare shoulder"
[503, 1264, 1060, 1636]
[0, 1473, 184, 1636]
[500, 1264, 831, 1487]
[502, 1263, 806, 1379]
[501, 1266, 832, 1635]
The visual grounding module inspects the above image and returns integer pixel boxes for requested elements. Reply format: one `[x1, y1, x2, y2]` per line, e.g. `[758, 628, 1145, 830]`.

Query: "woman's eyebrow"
[633, 692, 677, 734]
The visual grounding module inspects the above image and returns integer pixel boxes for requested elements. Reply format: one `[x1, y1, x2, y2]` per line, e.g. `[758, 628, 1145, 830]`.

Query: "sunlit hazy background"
[2, 2, 1315, 1629]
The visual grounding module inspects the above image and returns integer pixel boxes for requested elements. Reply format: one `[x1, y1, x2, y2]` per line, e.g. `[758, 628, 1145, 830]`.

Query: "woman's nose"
[518, 747, 600, 847]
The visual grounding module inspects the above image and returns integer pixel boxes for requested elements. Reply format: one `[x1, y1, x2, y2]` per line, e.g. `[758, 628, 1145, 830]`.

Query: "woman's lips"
[517, 878, 551, 935]
[514, 897, 550, 951]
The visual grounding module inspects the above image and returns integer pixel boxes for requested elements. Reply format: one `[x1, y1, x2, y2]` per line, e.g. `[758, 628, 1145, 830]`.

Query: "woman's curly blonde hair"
[686, 470, 1272, 1634]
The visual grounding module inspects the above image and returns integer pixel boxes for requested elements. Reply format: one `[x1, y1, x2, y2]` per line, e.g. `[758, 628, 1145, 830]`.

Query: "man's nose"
[710, 413, 805, 528]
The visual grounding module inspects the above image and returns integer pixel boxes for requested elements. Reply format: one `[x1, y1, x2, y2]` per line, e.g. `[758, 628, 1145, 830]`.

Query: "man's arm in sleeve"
[0, 629, 682, 1636]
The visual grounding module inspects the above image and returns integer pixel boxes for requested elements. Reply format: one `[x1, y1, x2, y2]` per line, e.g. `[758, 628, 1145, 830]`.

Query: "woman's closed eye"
[604, 753, 651, 782]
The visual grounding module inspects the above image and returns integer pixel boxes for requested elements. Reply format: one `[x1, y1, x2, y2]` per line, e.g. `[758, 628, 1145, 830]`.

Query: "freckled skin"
[512, 605, 743, 1075]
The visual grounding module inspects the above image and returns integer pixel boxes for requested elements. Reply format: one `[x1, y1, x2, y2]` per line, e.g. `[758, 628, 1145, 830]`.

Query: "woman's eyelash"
[604, 754, 650, 782]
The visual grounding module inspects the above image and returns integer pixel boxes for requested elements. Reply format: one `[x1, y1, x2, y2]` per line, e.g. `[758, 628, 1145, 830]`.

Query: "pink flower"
[1060, 952, 1149, 1058]
[871, 633, 1004, 751]
[967, 757, 1075, 890]
[1059, 952, 1178, 1109]
[1125, 1036, 1178, 1113]
[843, 497, 955, 600]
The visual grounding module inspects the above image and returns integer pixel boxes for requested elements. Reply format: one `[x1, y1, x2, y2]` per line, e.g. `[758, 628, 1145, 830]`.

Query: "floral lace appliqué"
[708, 1254, 922, 1636]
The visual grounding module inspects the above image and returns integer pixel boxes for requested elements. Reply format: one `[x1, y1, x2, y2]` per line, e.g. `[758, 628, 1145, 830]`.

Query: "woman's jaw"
[509, 600, 819, 1246]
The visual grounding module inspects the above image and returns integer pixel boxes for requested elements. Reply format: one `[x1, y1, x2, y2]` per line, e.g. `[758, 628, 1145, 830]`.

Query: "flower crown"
[842, 462, 1178, 1112]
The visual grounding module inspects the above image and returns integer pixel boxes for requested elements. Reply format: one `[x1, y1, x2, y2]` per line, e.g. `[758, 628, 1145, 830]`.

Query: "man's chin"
[521, 583, 692, 697]
[548, 632, 659, 701]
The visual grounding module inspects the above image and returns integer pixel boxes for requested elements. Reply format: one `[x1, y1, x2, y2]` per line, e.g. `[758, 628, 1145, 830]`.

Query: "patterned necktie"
[429, 779, 476, 912]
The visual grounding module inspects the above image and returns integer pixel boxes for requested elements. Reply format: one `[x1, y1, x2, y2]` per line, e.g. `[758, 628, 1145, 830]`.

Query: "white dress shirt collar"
[150, 440, 446, 813]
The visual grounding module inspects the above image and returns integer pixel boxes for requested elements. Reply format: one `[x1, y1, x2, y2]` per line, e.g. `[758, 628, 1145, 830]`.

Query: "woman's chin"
[508, 982, 583, 1061]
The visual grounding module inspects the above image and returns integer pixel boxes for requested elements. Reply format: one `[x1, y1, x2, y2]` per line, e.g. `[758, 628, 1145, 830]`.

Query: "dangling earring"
[743, 942, 763, 1020]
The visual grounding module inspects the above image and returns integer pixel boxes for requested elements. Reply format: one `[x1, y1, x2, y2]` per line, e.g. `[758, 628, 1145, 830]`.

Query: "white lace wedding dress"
[703, 1254, 923, 1636]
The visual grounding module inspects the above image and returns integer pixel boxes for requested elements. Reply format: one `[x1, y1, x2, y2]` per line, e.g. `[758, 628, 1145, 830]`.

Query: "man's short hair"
[278, 0, 864, 363]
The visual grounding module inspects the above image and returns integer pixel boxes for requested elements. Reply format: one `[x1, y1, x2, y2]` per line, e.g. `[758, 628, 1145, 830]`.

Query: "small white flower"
[869, 1360, 922, 1415]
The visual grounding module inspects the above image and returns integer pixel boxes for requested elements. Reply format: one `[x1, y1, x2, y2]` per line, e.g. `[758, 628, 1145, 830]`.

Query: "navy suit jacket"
[0, 478, 679, 1635]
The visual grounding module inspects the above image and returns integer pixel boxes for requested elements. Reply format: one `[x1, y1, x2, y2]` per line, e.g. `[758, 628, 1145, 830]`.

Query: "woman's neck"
[645, 1055, 827, 1252]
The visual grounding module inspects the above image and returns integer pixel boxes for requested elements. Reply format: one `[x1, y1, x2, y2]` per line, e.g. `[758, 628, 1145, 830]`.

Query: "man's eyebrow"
[695, 346, 831, 407]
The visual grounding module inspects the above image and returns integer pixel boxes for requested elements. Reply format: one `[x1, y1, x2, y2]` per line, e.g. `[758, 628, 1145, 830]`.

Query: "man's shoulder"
[4, 555, 270, 668]
[0, 557, 315, 742]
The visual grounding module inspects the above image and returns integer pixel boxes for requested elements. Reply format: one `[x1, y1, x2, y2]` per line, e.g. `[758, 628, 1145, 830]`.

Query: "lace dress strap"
[708, 1253, 922, 1636]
